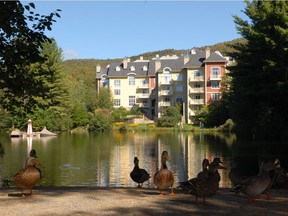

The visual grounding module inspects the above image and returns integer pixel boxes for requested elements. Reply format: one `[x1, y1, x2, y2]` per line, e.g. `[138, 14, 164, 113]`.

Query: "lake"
[0, 131, 287, 189]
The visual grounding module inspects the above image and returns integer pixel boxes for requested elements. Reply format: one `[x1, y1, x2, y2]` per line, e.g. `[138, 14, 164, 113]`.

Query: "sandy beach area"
[0, 187, 287, 216]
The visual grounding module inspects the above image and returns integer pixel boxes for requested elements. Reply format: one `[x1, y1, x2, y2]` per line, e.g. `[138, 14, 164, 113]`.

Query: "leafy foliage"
[228, 0, 288, 140]
[156, 106, 182, 127]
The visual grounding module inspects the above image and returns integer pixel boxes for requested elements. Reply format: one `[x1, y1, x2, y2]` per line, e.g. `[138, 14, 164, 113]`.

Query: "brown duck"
[189, 161, 224, 204]
[14, 157, 41, 197]
[154, 151, 174, 195]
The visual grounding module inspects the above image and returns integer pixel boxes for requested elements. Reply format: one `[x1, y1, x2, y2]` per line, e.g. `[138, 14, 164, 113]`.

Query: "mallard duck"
[210, 157, 223, 183]
[154, 151, 174, 195]
[228, 160, 247, 187]
[231, 161, 276, 203]
[179, 158, 209, 191]
[14, 157, 41, 197]
[189, 161, 224, 204]
[272, 158, 288, 189]
[130, 157, 150, 188]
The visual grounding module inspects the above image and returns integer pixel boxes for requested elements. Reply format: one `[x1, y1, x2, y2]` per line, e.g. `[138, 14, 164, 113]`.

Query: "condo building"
[96, 48, 229, 124]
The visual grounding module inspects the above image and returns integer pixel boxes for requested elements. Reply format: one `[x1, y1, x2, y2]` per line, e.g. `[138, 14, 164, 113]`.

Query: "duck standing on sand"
[154, 151, 174, 195]
[231, 161, 276, 203]
[189, 161, 225, 204]
[130, 157, 150, 188]
[14, 157, 42, 197]
[179, 158, 209, 191]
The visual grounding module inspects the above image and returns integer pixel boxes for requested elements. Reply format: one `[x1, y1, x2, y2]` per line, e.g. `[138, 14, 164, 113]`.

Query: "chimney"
[122, 57, 128, 69]
[156, 54, 159, 59]
[96, 63, 101, 73]
[205, 47, 211, 59]
[140, 56, 143, 61]
[184, 54, 189, 65]
[155, 59, 161, 72]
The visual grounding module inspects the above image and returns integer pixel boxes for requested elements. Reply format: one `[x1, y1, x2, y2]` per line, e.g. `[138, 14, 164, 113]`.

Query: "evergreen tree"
[229, 0, 288, 140]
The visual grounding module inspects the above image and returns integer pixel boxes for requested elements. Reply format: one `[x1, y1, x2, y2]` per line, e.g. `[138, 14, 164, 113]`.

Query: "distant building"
[96, 48, 228, 124]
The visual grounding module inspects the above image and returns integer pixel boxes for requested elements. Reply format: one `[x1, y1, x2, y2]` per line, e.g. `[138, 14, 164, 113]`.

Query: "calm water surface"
[0, 131, 287, 189]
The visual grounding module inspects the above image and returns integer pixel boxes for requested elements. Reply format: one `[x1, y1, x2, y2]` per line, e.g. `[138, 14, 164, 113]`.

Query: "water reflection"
[0, 131, 287, 189]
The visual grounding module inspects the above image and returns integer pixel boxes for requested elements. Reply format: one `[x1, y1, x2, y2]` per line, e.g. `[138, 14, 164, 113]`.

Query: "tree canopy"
[228, 0, 288, 140]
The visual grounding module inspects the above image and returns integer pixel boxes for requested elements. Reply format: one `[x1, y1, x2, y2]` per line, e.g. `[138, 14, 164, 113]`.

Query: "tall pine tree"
[229, 0, 288, 140]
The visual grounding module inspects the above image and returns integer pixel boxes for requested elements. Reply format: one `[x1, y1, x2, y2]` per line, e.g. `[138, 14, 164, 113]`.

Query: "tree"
[0, 1, 61, 129]
[95, 88, 114, 110]
[229, 0, 288, 140]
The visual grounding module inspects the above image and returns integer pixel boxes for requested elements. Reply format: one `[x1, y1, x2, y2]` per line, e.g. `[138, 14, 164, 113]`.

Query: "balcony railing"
[138, 103, 149, 108]
[159, 90, 173, 96]
[159, 80, 172, 85]
[189, 76, 204, 82]
[137, 84, 149, 89]
[137, 93, 150, 99]
[210, 75, 221, 80]
[189, 87, 204, 94]
[160, 101, 171, 107]
[189, 99, 204, 105]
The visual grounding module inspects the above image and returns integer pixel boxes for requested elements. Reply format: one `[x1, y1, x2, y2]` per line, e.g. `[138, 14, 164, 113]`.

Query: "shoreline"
[0, 187, 287, 215]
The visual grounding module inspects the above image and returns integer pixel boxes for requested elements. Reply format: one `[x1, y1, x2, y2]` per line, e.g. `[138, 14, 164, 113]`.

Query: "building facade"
[96, 48, 229, 124]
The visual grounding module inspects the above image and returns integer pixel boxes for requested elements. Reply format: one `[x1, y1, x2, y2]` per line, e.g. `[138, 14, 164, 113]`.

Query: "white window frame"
[114, 89, 121, 95]
[114, 80, 121, 87]
[211, 81, 220, 89]
[211, 93, 221, 101]
[114, 99, 121, 106]
[129, 96, 136, 106]
[128, 76, 135, 86]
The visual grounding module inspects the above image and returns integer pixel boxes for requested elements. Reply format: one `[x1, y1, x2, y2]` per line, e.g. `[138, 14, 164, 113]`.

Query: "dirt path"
[0, 187, 287, 216]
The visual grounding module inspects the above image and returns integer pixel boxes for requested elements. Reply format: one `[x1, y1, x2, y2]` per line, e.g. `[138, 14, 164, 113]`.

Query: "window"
[114, 80, 121, 87]
[114, 89, 121, 95]
[211, 67, 220, 77]
[164, 97, 170, 102]
[211, 81, 220, 89]
[143, 66, 148, 71]
[211, 93, 221, 101]
[162, 67, 172, 84]
[102, 79, 109, 87]
[162, 86, 171, 90]
[116, 66, 121, 71]
[195, 95, 201, 100]
[194, 83, 201, 88]
[142, 89, 149, 94]
[175, 74, 183, 81]
[130, 66, 135, 71]
[114, 99, 120, 106]
[129, 96, 135, 106]
[176, 97, 183, 103]
[176, 85, 183, 92]
[128, 76, 135, 86]
[194, 70, 202, 77]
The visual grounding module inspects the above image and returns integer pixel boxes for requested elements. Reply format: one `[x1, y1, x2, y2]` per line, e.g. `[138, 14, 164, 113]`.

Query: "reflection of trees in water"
[0, 142, 4, 158]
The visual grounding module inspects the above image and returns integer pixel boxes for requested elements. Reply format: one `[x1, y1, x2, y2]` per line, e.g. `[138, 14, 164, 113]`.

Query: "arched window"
[116, 66, 121, 71]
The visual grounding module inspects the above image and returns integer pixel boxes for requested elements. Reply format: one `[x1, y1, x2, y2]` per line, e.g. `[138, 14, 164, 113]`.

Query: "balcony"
[137, 84, 149, 89]
[137, 93, 150, 99]
[189, 87, 204, 94]
[160, 101, 171, 107]
[210, 75, 221, 80]
[138, 103, 149, 108]
[189, 76, 204, 82]
[189, 99, 204, 105]
[159, 90, 173, 96]
[159, 80, 173, 85]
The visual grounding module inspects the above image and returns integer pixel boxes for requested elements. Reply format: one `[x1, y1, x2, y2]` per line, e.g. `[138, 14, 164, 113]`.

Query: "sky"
[28, 1, 248, 60]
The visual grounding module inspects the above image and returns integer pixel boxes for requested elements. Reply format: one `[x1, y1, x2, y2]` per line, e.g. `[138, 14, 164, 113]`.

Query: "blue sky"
[31, 1, 247, 60]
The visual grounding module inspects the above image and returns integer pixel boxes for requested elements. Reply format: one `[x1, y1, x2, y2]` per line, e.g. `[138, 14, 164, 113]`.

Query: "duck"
[228, 160, 247, 187]
[272, 158, 288, 189]
[179, 158, 209, 191]
[231, 161, 276, 203]
[130, 157, 150, 188]
[154, 151, 174, 195]
[210, 157, 223, 183]
[13, 156, 41, 197]
[189, 161, 225, 204]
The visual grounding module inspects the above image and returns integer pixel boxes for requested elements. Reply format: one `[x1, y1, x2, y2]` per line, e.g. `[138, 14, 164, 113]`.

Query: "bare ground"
[0, 187, 288, 216]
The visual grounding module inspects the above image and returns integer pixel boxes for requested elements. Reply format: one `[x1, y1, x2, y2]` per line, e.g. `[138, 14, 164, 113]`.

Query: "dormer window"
[130, 66, 135, 71]
[116, 66, 120, 71]
[143, 65, 148, 71]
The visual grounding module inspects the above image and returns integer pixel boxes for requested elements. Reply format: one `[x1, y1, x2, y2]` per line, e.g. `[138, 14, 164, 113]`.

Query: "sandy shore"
[0, 187, 287, 216]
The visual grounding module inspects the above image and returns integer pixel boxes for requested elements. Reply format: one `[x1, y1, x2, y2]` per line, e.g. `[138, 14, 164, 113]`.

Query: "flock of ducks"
[3, 149, 288, 203]
[130, 151, 288, 204]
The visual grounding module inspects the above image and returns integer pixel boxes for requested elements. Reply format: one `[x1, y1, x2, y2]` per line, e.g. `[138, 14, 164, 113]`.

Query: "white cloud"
[63, 49, 79, 59]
